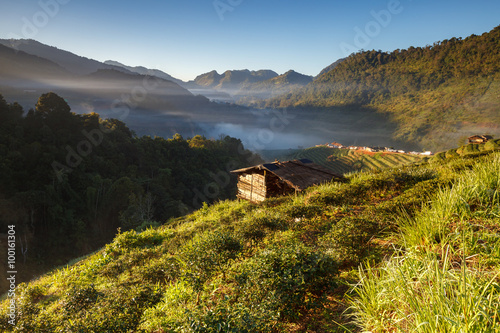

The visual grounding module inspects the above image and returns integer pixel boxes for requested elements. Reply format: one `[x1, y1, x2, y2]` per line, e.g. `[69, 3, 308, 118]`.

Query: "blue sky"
[1, 0, 499, 81]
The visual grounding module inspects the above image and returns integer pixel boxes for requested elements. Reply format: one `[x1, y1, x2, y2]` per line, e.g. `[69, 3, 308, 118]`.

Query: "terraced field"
[267, 147, 423, 174]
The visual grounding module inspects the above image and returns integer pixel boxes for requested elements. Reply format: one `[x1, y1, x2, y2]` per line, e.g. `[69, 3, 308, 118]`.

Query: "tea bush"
[320, 217, 379, 266]
[180, 231, 242, 290]
[234, 240, 339, 320]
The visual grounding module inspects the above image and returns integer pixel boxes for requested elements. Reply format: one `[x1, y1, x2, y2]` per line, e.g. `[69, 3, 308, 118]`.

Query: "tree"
[35, 92, 71, 116]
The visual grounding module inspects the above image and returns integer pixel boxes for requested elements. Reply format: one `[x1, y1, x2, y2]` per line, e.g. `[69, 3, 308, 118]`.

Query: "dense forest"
[263, 25, 500, 149]
[0, 92, 259, 276]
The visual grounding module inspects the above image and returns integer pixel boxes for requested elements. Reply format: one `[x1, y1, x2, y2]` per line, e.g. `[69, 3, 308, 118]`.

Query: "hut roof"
[231, 159, 344, 191]
[468, 135, 493, 142]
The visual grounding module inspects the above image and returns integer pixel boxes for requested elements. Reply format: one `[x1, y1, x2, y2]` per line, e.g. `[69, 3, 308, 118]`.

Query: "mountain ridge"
[0, 39, 130, 75]
[104, 60, 185, 86]
[263, 25, 500, 150]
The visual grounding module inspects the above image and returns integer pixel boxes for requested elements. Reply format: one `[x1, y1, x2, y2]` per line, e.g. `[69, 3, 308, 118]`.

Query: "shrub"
[131, 254, 181, 284]
[64, 284, 102, 314]
[320, 217, 379, 266]
[284, 203, 324, 219]
[235, 240, 338, 320]
[180, 231, 242, 290]
[236, 210, 289, 242]
[185, 300, 275, 333]
[445, 148, 460, 159]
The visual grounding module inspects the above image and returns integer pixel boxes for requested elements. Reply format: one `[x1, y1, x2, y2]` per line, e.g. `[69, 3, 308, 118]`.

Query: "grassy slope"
[1, 151, 499, 332]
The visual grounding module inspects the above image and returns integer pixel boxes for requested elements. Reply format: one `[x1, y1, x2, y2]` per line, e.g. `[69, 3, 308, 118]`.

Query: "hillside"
[316, 58, 346, 77]
[0, 44, 70, 81]
[2, 147, 499, 331]
[263, 146, 422, 175]
[0, 39, 128, 75]
[264, 25, 500, 151]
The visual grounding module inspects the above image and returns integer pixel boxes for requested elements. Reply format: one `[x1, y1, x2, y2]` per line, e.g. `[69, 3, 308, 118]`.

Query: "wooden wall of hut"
[236, 172, 266, 203]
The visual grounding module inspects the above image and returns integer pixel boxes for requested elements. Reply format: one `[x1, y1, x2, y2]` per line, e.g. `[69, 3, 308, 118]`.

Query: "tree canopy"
[0, 92, 260, 276]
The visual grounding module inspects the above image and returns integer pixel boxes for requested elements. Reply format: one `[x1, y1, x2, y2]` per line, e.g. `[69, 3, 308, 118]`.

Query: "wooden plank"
[237, 173, 267, 203]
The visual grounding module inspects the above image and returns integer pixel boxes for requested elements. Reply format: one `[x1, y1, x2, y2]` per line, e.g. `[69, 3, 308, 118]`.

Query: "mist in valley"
[1, 71, 412, 157]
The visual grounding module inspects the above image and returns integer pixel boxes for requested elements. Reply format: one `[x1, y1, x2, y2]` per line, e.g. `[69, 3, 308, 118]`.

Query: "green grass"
[1, 151, 499, 332]
[350, 152, 500, 332]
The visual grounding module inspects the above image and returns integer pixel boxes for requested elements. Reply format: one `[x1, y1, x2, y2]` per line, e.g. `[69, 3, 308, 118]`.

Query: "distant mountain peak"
[271, 70, 313, 85]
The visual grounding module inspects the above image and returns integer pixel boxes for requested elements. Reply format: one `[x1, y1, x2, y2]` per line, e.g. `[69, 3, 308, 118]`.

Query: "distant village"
[315, 142, 433, 156]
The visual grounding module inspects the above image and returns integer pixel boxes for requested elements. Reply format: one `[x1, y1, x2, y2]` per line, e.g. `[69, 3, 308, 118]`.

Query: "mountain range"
[0, 39, 128, 75]
[0, 39, 254, 140]
[1, 25, 500, 151]
[0, 38, 317, 130]
[1, 39, 391, 151]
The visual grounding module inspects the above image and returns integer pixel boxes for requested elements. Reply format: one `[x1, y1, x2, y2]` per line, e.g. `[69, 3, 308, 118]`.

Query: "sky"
[1, 0, 499, 81]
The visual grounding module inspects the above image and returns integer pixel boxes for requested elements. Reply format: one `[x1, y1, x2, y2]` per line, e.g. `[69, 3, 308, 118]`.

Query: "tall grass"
[350, 152, 500, 332]
[400, 153, 500, 248]
[351, 249, 500, 332]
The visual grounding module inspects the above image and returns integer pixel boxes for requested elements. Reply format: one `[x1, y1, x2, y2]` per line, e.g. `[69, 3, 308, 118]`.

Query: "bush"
[284, 203, 324, 218]
[485, 139, 500, 151]
[131, 254, 180, 284]
[320, 217, 379, 266]
[180, 231, 242, 290]
[63, 284, 163, 332]
[235, 240, 338, 320]
[64, 284, 102, 314]
[185, 300, 274, 333]
[236, 211, 289, 242]
[445, 148, 460, 159]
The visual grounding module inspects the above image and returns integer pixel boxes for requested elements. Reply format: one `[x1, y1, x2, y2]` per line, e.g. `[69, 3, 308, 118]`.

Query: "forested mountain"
[0, 93, 260, 287]
[264, 25, 500, 150]
[316, 58, 346, 77]
[191, 69, 279, 92]
[189, 69, 313, 105]
[235, 70, 313, 105]
[0, 42, 258, 141]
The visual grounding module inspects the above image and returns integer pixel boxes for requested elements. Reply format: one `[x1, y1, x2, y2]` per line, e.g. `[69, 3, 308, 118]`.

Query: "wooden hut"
[468, 135, 493, 144]
[231, 159, 344, 203]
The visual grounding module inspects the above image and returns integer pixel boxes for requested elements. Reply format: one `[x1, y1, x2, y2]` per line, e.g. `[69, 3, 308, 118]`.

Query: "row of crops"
[286, 147, 422, 174]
